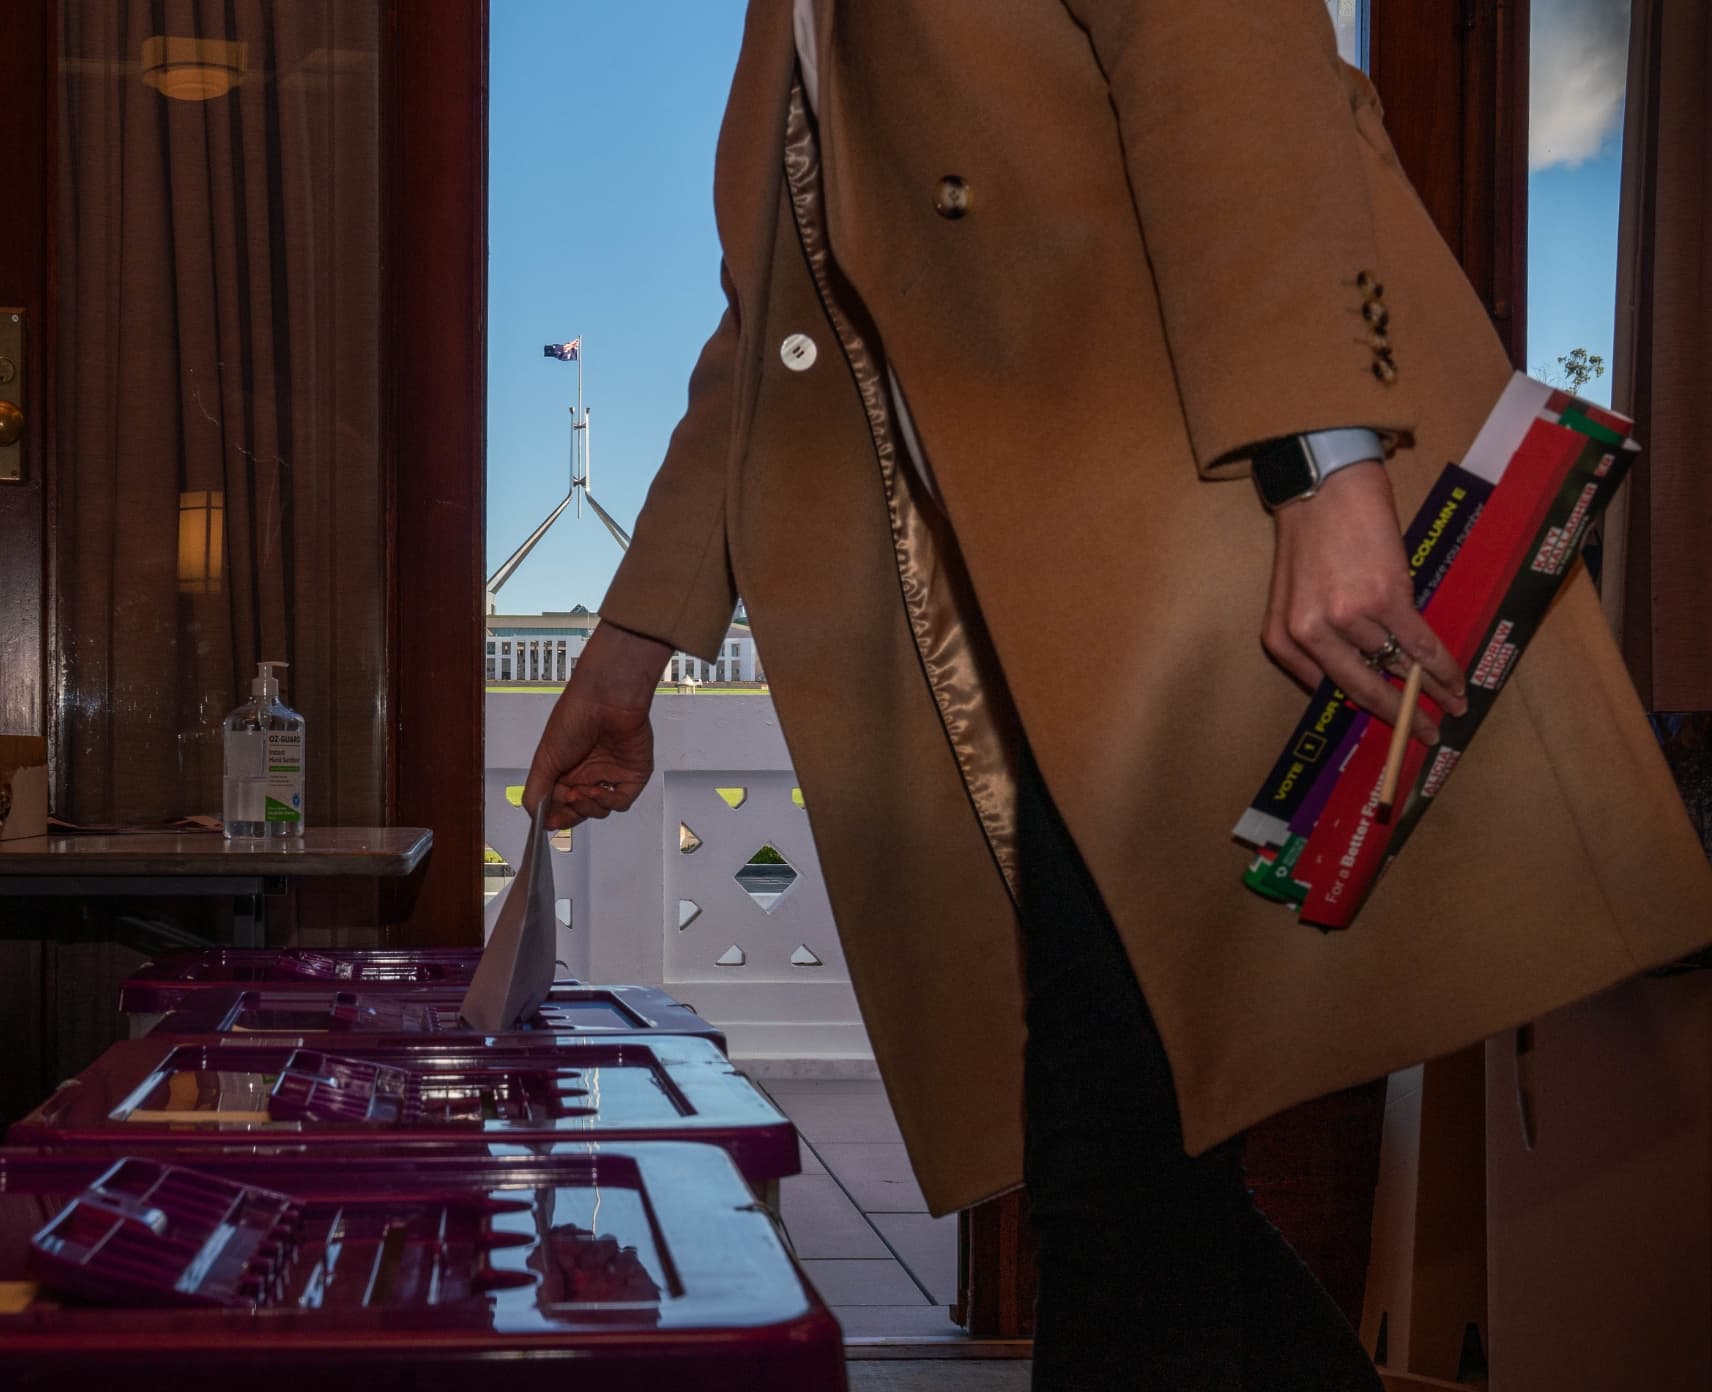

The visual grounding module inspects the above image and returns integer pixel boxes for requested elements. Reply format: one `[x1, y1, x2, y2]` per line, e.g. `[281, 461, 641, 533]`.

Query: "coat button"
[934, 175, 971, 219]
[1357, 270, 1384, 297]
[1361, 300, 1390, 331]
[1371, 351, 1399, 385]
[780, 333, 818, 371]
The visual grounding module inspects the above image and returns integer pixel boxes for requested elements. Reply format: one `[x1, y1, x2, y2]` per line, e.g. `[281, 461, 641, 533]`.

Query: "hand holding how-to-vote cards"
[1237, 373, 1640, 929]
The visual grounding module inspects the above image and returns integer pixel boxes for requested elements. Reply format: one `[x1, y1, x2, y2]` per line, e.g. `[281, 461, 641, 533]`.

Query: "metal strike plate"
[0, 310, 22, 483]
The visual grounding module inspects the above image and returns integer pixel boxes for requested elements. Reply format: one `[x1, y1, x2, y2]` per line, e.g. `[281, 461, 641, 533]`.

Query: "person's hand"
[523, 622, 675, 829]
[1262, 461, 1469, 744]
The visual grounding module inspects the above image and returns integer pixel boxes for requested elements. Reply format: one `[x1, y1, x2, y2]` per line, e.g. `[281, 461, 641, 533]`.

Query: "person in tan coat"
[525, 1, 1712, 1382]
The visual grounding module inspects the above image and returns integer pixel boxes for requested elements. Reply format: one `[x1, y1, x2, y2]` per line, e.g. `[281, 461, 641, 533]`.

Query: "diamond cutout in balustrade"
[715, 944, 747, 967]
[677, 899, 702, 931]
[679, 822, 703, 854]
[735, 845, 798, 914]
[556, 899, 572, 928]
[715, 786, 748, 810]
[790, 944, 823, 966]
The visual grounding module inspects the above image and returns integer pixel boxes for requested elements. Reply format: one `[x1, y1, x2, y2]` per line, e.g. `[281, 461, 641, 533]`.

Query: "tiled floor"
[847, 1362, 1032, 1391]
[758, 1077, 968, 1343]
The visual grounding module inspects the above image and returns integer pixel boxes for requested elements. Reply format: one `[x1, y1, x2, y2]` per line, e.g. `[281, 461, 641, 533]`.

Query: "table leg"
[232, 891, 265, 948]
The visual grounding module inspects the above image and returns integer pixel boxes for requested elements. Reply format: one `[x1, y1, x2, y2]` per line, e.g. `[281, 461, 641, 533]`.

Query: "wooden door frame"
[1370, 0, 1531, 370]
[385, 0, 489, 945]
[0, 0, 53, 741]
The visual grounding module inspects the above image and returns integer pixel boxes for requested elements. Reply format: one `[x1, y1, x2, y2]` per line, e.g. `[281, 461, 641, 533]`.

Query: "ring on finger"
[1359, 634, 1403, 670]
[596, 780, 618, 793]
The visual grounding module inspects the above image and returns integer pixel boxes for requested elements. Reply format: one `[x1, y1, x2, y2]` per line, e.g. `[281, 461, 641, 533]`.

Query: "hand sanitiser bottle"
[223, 661, 306, 839]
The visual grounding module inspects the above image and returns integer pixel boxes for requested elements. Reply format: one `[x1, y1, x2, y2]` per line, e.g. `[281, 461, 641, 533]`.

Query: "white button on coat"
[780, 332, 818, 371]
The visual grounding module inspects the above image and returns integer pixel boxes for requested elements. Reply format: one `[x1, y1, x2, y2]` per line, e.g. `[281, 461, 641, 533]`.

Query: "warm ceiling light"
[141, 36, 247, 102]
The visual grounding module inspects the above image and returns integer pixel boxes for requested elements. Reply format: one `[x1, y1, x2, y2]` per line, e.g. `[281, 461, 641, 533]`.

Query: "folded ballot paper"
[459, 799, 558, 1030]
[1234, 372, 1638, 929]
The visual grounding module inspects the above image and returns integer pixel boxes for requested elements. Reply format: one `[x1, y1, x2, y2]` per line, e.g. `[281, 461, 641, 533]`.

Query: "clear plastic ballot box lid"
[143, 982, 726, 1052]
[10, 1036, 799, 1189]
[119, 949, 497, 1016]
[0, 1145, 845, 1391]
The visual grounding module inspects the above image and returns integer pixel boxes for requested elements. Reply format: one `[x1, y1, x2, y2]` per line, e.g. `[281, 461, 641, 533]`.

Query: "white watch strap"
[1303, 428, 1384, 484]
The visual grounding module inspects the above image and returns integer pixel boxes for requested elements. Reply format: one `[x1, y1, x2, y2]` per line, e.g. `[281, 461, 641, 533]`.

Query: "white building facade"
[487, 605, 765, 687]
[665, 625, 765, 685]
[485, 606, 598, 683]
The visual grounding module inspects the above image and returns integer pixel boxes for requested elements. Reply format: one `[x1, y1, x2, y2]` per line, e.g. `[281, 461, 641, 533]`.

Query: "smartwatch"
[1251, 428, 1384, 512]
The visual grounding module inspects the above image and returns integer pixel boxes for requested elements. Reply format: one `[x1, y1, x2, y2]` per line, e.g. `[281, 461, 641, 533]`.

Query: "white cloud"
[1530, 0, 1631, 171]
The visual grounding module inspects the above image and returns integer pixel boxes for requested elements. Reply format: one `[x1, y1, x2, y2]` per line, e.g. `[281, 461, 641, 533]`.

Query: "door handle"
[0, 399, 23, 449]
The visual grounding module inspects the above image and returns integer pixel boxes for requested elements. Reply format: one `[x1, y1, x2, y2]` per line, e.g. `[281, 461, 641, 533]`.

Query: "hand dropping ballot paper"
[1234, 372, 1638, 929]
[460, 799, 558, 1030]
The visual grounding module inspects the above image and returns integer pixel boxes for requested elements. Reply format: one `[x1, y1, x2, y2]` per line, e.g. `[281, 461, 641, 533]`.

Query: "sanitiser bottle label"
[264, 730, 305, 825]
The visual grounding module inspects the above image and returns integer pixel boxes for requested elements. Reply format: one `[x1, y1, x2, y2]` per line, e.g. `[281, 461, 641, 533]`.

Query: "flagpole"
[497, 335, 610, 608]
[574, 343, 585, 513]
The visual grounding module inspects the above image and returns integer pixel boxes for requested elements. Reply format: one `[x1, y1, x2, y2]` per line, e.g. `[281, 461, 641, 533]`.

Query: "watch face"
[1253, 437, 1316, 508]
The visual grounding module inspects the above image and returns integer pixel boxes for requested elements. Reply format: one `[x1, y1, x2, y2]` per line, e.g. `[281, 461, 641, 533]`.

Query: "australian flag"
[543, 337, 582, 361]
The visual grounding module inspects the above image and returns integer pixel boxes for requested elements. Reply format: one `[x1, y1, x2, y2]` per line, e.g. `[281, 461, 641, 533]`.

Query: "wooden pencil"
[1378, 661, 1425, 816]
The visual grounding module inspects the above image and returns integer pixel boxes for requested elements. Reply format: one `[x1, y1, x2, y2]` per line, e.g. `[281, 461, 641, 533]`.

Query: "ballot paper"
[459, 800, 558, 1031]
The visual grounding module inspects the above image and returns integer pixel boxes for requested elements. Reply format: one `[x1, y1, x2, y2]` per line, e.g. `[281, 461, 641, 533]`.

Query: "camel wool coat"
[600, 0, 1712, 1216]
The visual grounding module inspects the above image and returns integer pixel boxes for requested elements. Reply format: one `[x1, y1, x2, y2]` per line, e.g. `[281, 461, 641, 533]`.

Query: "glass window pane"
[1326, 0, 1370, 71]
[56, 2, 384, 825]
[1527, 0, 1628, 408]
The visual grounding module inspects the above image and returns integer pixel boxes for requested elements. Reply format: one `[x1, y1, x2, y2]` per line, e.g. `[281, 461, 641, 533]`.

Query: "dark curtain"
[55, 0, 385, 825]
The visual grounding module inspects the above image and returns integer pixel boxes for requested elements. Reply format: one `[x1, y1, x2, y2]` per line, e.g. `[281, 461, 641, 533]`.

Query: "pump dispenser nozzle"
[253, 661, 288, 700]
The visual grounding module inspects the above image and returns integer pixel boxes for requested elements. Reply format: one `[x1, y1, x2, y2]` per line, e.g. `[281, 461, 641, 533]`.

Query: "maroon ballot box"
[143, 983, 726, 1052]
[120, 949, 497, 1018]
[10, 1036, 798, 1194]
[0, 1145, 845, 1391]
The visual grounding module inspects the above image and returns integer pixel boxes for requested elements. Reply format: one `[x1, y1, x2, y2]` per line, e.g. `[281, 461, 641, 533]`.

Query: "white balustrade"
[484, 690, 873, 1062]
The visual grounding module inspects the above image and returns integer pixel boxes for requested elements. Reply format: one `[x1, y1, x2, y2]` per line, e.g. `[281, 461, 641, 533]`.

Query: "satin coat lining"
[782, 81, 1021, 902]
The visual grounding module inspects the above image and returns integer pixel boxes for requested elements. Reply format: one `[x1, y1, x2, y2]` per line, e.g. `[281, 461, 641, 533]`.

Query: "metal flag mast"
[484, 337, 633, 615]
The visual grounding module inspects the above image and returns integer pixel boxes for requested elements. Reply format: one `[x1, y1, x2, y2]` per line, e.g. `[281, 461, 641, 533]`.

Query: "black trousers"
[1018, 746, 1383, 1390]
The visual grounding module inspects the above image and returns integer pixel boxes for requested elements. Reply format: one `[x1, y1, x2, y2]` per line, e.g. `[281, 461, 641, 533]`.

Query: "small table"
[0, 828, 432, 947]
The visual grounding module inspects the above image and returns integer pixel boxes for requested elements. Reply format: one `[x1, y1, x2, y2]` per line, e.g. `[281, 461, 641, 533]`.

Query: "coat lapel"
[811, 0, 836, 115]
[712, 0, 798, 439]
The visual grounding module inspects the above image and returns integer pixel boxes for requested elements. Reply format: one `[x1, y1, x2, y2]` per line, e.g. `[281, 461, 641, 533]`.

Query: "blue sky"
[1529, 143, 1623, 406]
[1526, 0, 1631, 407]
[487, 2, 746, 617]
[488, 0, 1629, 616]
